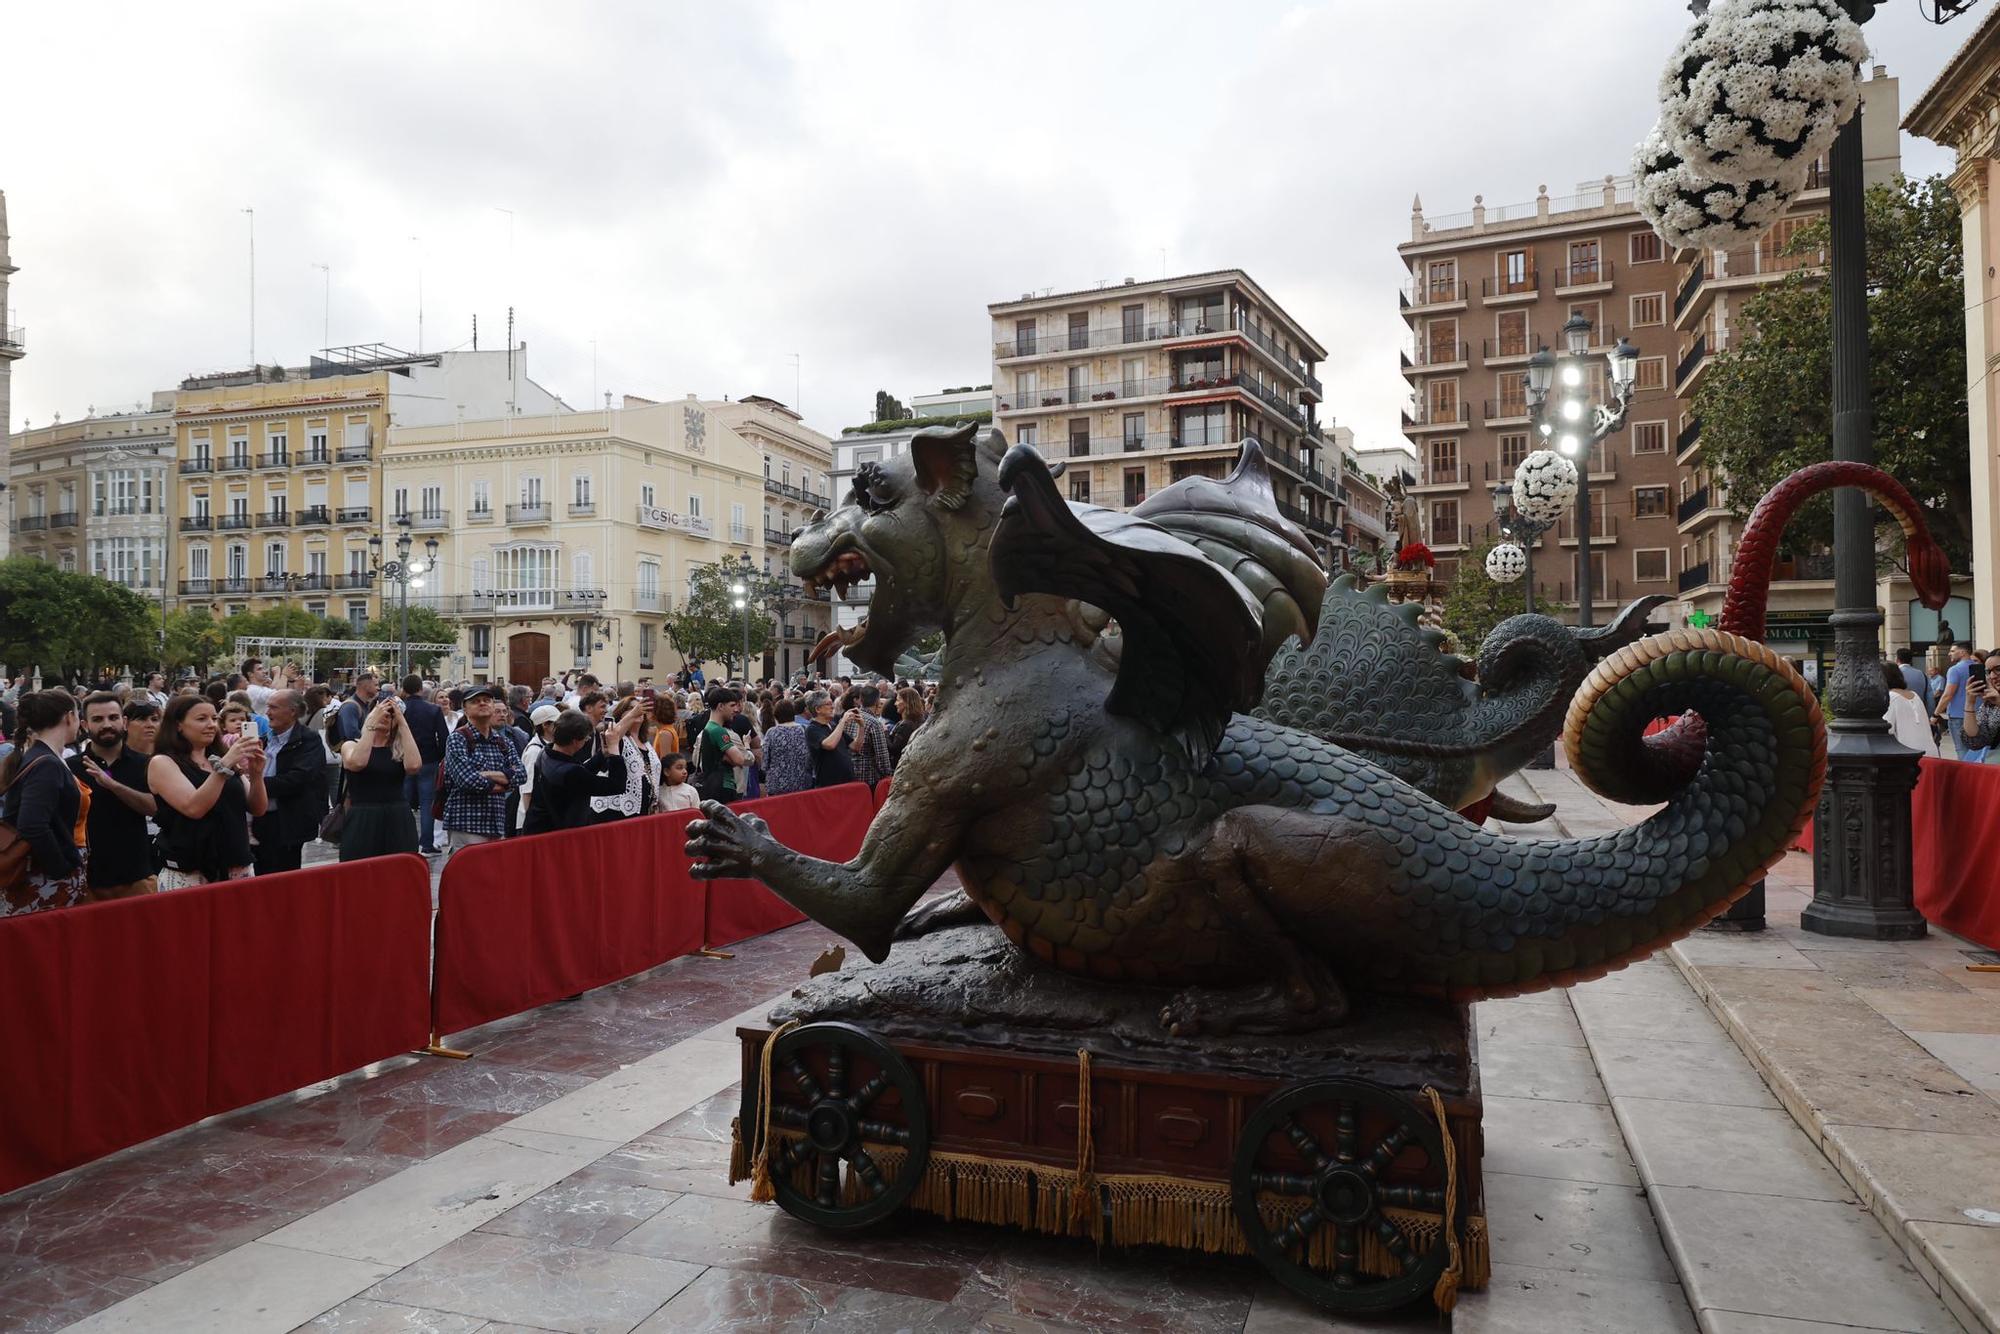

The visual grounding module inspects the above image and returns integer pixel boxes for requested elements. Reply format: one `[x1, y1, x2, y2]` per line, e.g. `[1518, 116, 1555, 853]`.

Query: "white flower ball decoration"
[1485, 543, 1528, 585]
[1658, 0, 1867, 187]
[1633, 123, 1807, 251]
[1514, 450, 1578, 527]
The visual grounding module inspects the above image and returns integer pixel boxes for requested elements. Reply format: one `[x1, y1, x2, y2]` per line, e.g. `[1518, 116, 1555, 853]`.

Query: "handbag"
[0, 755, 56, 894]
[317, 800, 349, 843]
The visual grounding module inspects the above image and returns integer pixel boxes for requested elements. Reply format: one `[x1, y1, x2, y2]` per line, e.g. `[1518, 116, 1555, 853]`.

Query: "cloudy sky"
[1, 1, 1972, 454]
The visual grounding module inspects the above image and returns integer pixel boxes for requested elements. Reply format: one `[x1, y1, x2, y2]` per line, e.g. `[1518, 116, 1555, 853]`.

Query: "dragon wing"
[992, 443, 1266, 761]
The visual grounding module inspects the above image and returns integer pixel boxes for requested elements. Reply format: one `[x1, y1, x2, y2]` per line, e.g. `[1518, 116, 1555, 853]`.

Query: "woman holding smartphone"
[339, 696, 424, 861]
[149, 695, 267, 888]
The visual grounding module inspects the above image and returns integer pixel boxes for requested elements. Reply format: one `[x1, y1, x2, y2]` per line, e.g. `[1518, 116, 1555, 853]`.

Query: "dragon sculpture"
[687, 423, 1829, 1034]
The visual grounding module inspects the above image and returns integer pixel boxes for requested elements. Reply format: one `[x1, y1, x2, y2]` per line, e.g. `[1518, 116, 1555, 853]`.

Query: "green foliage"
[1439, 543, 1571, 654]
[162, 606, 230, 672]
[847, 410, 992, 436]
[873, 389, 911, 423]
[1694, 175, 1969, 563]
[664, 563, 772, 677]
[364, 605, 461, 672]
[0, 558, 158, 678]
[163, 605, 366, 675]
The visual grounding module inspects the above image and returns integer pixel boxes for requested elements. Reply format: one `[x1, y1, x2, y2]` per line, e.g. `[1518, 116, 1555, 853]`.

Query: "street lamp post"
[1489, 480, 1558, 768]
[369, 518, 440, 681]
[1525, 315, 1638, 627]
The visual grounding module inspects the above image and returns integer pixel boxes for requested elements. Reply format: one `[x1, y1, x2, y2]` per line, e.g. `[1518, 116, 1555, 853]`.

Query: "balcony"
[1674, 257, 1706, 321]
[255, 575, 298, 593]
[293, 574, 332, 592]
[994, 318, 1177, 361]
[300, 449, 333, 467]
[1679, 243, 1823, 329]
[1678, 560, 1712, 593]
[507, 502, 551, 524]
[567, 501, 596, 517]
[1431, 524, 1474, 553]
[408, 509, 449, 531]
[1412, 461, 1469, 490]
[0, 324, 24, 356]
[218, 454, 253, 474]
[765, 525, 797, 546]
[1401, 402, 1470, 433]
[634, 590, 665, 613]
[1554, 260, 1615, 294]
[1676, 415, 1703, 464]
[1224, 314, 1311, 386]
[297, 506, 332, 527]
[730, 522, 754, 544]
[762, 478, 833, 508]
[256, 452, 291, 470]
[1301, 368, 1324, 402]
[48, 512, 78, 529]
[637, 505, 713, 537]
[335, 506, 372, 525]
[179, 458, 214, 475]
[1482, 398, 1530, 425]
[1475, 274, 1539, 309]
[178, 515, 211, 532]
[216, 513, 253, 531]
[467, 506, 495, 524]
[998, 375, 1173, 412]
[255, 510, 291, 528]
[1400, 280, 1469, 313]
[1400, 342, 1469, 374]
[335, 572, 375, 590]
[15, 515, 46, 532]
[1675, 332, 1709, 390]
[416, 588, 611, 616]
[178, 579, 213, 596]
[336, 443, 373, 463]
[1482, 334, 1547, 363]
[1226, 373, 1305, 427]
[216, 576, 251, 595]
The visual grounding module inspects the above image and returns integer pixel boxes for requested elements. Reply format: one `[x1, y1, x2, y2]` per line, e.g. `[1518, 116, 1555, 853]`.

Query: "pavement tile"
[1853, 986, 2000, 1035]
[1904, 1030, 2000, 1091]
[507, 1037, 742, 1143]
[1588, 1033, 1779, 1109]
[1473, 1000, 1587, 1050]
[59, 1239, 394, 1334]
[1701, 1314, 1912, 1333]
[1647, 1186, 1959, 1333]
[1820, 1123, 2000, 1226]
[1671, 934, 1821, 970]
[946, 1229, 1257, 1334]
[1757, 1040, 2000, 1140]
[1906, 1219, 2000, 1333]
[1450, 1263, 1696, 1333]
[586, 1132, 751, 1201]
[1477, 1039, 1609, 1104]
[1791, 950, 1970, 994]
[1240, 1279, 1438, 1331]
[1481, 1095, 1639, 1187]
[1612, 1099, 1853, 1202]
[0, 1259, 153, 1334]
[1568, 984, 1717, 1042]
[363, 1230, 702, 1334]
[298, 1297, 490, 1331]
[647, 1084, 744, 1144]
[1481, 1172, 1679, 1284]
[633, 1265, 959, 1332]
[1571, 959, 1701, 998]
[477, 1167, 681, 1249]
[0, 1192, 300, 1284]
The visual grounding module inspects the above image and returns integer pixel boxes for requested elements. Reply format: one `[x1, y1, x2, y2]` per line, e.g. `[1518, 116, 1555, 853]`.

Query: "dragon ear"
[911, 422, 981, 512]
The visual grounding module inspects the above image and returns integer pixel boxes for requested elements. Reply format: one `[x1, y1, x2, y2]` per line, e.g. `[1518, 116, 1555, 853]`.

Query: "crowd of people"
[0, 657, 937, 918]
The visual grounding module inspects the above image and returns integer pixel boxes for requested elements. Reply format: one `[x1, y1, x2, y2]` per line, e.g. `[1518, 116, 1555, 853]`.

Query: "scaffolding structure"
[230, 636, 457, 680]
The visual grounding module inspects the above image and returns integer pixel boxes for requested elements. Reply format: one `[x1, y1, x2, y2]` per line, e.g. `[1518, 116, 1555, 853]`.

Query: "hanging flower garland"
[1633, 124, 1806, 251]
[1513, 451, 1578, 527]
[1658, 0, 1867, 186]
[1485, 543, 1528, 584]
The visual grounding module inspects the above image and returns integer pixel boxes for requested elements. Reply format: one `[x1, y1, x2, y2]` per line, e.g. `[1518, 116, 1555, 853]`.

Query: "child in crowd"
[657, 754, 700, 812]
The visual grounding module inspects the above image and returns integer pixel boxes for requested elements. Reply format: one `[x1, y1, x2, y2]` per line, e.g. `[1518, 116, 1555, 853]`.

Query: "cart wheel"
[747, 1021, 929, 1230]
[1231, 1077, 1453, 1315]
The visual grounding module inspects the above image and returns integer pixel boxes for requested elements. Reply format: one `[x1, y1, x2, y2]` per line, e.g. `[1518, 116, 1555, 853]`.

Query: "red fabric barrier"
[431, 811, 706, 1036]
[0, 855, 431, 1196]
[704, 784, 875, 948]
[1912, 757, 2000, 952]
[873, 776, 893, 811]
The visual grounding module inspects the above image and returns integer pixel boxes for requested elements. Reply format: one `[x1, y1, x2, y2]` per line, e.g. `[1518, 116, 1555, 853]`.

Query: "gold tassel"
[1069, 1048, 1097, 1235]
[727, 1117, 748, 1185]
[1422, 1085, 1463, 1313]
[747, 1019, 801, 1204]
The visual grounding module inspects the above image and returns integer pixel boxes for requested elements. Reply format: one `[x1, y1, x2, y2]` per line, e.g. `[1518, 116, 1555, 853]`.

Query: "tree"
[873, 389, 910, 423]
[0, 558, 157, 680]
[1695, 174, 1969, 564]
[665, 563, 772, 677]
[162, 606, 230, 673]
[1439, 543, 1572, 655]
[364, 605, 461, 674]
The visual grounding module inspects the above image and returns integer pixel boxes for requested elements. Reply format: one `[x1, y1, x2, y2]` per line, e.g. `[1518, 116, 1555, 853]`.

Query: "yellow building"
[8, 402, 174, 592]
[170, 346, 562, 629]
[385, 394, 828, 686]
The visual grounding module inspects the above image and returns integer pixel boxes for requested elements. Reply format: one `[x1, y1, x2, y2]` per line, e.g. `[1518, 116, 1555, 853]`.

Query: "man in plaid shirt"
[442, 684, 526, 851]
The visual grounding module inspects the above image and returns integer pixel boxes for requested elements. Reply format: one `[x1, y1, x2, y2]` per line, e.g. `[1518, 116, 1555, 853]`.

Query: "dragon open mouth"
[802, 548, 875, 665]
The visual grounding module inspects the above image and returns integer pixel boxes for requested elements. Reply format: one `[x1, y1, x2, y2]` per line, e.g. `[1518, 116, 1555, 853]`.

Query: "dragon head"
[793, 422, 1004, 676]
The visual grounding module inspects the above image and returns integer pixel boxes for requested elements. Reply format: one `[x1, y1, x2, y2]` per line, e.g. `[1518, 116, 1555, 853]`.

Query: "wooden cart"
[730, 1007, 1488, 1317]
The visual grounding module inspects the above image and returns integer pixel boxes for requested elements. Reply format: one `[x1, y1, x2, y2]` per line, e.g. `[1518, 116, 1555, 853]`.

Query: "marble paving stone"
[631, 1265, 958, 1332]
[1476, 1038, 1609, 1105]
[945, 1228, 1257, 1334]
[1570, 959, 1702, 998]
[1450, 1263, 1697, 1333]
[2, 1194, 300, 1284]
[299, 1296, 491, 1331]
[1905, 1030, 2000, 1091]
[1587, 1033, 1779, 1109]
[646, 1085, 743, 1145]
[1612, 1099, 1853, 1202]
[1568, 984, 1716, 1042]
[1820, 1123, 2000, 1226]
[1790, 950, 1970, 993]
[1239, 1280, 1436, 1331]
[507, 1037, 741, 1144]
[1474, 1001, 1587, 1050]
[0, 1259, 153, 1334]
[61, 1239, 394, 1334]
[1756, 1040, 2000, 1139]
[1480, 1095, 1639, 1187]
[1702, 1314, 1911, 1333]
[363, 1230, 702, 1334]
[585, 1133, 750, 1201]
[260, 1128, 615, 1268]
[1671, 934, 1822, 970]
[1854, 986, 2000, 1035]
[1906, 1219, 2000, 1333]
[478, 1168, 680, 1248]
[693, 1000, 787, 1044]
[613, 1193, 984, 1304]
[222, 1091, 518, 1165]
[1678, 964, 1848, 1008]
[1481, 1172, 1679, 1284]
[1646, 1186, 1960, 1333]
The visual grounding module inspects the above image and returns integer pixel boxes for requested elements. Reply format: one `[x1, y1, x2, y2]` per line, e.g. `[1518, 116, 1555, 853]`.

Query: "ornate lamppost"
[1490, 474, 1566, 769]
[1525, 314, 1638, 628]
[368, 516, 440, 681]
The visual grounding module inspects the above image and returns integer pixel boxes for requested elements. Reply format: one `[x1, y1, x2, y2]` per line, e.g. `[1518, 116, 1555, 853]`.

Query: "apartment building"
[1673, 68, 1918, 649]
[170, 346, 562, 630]
[910, 385, 993, 419]
[711, 394, 836, 677]
[988, 270, 1344, 566]
[7, 404, 174, 595]
[0, 191, 22, 559]
[385, 394, 826, 686]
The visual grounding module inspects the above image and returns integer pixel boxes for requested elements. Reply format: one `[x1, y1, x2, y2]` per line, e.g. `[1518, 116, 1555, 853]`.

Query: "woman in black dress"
[338, 697, 423, 861]
[148, 695, 267, 889]
[0, 690, 86, 914]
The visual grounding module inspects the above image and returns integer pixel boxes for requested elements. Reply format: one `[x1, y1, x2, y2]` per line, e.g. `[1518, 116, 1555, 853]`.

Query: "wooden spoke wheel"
[750, 1022, 928, 1230]
[1232, 1077, 1453, 1315]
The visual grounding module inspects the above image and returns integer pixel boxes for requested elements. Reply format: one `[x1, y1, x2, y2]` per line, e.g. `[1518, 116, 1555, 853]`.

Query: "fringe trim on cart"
[724, 1121, 1487, 1289]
